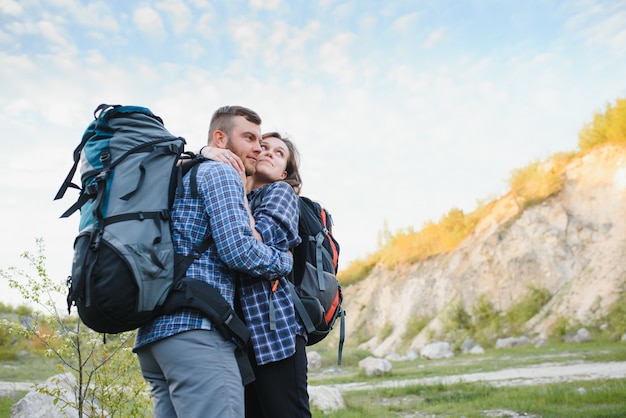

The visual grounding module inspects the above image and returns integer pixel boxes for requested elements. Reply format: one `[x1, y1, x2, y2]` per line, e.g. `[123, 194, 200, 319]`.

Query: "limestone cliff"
[341, 144, 626, 357]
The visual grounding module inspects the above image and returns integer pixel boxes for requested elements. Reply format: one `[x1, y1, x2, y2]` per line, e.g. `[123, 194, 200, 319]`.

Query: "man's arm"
[202, 162, 292, 278]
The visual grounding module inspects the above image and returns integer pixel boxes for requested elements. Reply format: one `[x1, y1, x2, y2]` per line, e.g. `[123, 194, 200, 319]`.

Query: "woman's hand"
[200, 146, 245, 175]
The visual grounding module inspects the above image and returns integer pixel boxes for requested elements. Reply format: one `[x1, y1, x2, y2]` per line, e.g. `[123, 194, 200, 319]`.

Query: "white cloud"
[133, 6, 165, 37]
[423, 27, 445, 48]
[332, 1, 356, 19]
[260, 19, 321, 71]
[392, 12, 419, 32]
[583, 9, 626, 54]
[0, 0, 22, 15]
[318, 32, 357, 83]
[250, 0, 281, 10]
[190, 0, 212, 8]
[195, 12, 214, 39]
[181, 39, 206, 59]
[360, 15, 377, 29]
[157, 0, 193, 35]
[567, 0, 626, 55]
[229, 17, 263, 58]
[37, 20, 73, 50]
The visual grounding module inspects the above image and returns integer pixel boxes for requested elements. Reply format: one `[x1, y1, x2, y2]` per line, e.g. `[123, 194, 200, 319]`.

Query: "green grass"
[317, 379, 626, 418]
[3, 339, 626, 417]
[0, 352, 57, 382]
[0, 391, 27, 417]
[309, 340, 626, 417]
[310, 339, 626, 385]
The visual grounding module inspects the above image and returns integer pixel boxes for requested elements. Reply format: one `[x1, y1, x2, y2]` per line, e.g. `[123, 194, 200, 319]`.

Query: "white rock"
[308, 385, 345, 413]
[358, 356, 392, 376]
[420, 342, 454, 359]
[469, 344, 485, 355]
[385, 352, 404, 362]
[405, 349, 419, 361]
[11, 373, 109, 418]
[307, 350, 322, 369]
[495, 336, 530, 349]
[461, 338, 478, 354]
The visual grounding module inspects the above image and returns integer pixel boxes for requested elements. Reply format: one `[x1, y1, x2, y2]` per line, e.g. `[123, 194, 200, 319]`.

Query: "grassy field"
[2, 340, 625, 417]
[308, 339, 626, 417]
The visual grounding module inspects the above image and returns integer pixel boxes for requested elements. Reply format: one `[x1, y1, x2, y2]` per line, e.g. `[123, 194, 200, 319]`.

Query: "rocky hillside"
[342, 144, 626, 357]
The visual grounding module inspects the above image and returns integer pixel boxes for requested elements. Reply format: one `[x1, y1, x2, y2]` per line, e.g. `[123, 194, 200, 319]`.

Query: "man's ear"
[212, 130, 227, 149]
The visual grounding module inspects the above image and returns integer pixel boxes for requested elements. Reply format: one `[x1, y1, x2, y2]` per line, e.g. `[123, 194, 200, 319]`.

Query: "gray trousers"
[136, 329, 244, 418]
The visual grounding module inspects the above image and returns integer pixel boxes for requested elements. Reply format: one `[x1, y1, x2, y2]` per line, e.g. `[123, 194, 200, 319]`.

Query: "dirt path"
[327, 360, 626, 392]
[4, 360, 626, 397]
[0, 381, 33, 396]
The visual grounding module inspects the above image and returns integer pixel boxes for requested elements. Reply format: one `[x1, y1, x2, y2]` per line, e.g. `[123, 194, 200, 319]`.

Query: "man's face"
[224, 116, 262, 176]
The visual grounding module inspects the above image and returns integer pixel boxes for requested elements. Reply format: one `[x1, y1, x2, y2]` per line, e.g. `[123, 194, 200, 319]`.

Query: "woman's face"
[254, 136, 289, 182]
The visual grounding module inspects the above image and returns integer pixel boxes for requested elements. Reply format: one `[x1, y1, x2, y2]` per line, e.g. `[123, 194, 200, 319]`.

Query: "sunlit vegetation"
[579, 97, 626, 150]
[507, 152, 572, 209]
[338, 96, 626, 286]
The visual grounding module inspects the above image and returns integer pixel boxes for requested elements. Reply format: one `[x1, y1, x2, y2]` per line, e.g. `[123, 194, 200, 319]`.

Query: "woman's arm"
[251, 182, 301, 251]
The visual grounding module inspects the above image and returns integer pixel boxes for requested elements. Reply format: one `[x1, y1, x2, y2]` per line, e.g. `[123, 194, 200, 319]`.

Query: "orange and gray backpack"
[251, 193, 345, 364]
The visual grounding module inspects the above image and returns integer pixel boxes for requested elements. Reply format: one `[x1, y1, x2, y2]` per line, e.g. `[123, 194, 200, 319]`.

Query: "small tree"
[1, 238, 150, 417]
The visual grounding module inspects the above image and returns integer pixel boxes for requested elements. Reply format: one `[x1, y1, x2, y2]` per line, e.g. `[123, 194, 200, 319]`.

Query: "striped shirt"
[134, 160, 293, 350]
[241, 182, 302, 365]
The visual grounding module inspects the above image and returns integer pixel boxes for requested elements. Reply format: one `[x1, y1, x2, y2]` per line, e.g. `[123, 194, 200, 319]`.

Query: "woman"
[202, 132, 311, 418]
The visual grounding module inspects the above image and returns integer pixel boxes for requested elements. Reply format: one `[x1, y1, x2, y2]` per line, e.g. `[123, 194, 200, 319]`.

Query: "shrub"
[403, 315, 431, 342]
[601, 284, 626, 340]
[579, 97, 626, 151]
[379, 322, 394, 341]
[504, 287, 552, 334]
[508, 157, 567, 209]
[470, 295, 503, 347]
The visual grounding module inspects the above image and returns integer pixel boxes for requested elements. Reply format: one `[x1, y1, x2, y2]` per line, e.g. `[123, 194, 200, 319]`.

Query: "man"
[134, 106, 292, 418]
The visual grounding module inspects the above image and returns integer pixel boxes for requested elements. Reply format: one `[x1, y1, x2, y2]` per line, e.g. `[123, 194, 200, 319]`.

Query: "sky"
[1, 0, 625, 307]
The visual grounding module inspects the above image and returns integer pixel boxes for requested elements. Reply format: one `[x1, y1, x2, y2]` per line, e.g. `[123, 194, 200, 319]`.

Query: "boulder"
[307, 350, 322, 370]
[11, 373, 108, 418]
[563, 328, 591, 343]
[308, 385, 345, 413]
[358, 356, 392, 376]
[461, 338, 478, 354]
[468, 344, 485, 355]
[420, 342, 454, 359]
[495, 336, 530, 349]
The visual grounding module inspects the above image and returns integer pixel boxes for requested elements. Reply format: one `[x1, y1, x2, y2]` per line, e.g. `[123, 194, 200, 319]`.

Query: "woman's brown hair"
[262, 132, 302, 195]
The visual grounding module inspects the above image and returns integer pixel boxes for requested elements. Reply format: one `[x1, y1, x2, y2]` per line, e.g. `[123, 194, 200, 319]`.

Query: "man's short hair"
[209, 105, 262, 139]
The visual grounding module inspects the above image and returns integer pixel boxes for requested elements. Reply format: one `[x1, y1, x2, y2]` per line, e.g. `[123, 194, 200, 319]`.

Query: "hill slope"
[341, 144, 626, 356]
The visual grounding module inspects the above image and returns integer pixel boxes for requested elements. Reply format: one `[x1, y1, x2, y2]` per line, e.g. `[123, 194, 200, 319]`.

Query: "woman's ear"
[281, 170, 287, 180]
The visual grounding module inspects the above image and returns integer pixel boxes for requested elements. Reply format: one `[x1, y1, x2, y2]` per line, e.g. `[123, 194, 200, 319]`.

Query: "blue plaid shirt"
[241, 182, 302, 365]
[134, 161, 293, 350]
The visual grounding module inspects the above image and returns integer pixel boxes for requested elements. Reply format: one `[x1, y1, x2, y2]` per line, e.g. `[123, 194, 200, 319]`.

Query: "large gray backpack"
[56, 104, 254, 383]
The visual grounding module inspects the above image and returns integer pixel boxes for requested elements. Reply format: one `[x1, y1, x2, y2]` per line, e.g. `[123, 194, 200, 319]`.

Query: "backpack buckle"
[86, 183, 98, 196]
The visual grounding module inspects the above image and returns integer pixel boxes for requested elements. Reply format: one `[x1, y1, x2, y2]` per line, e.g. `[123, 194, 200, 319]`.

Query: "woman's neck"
[246, 177, 269, 193]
